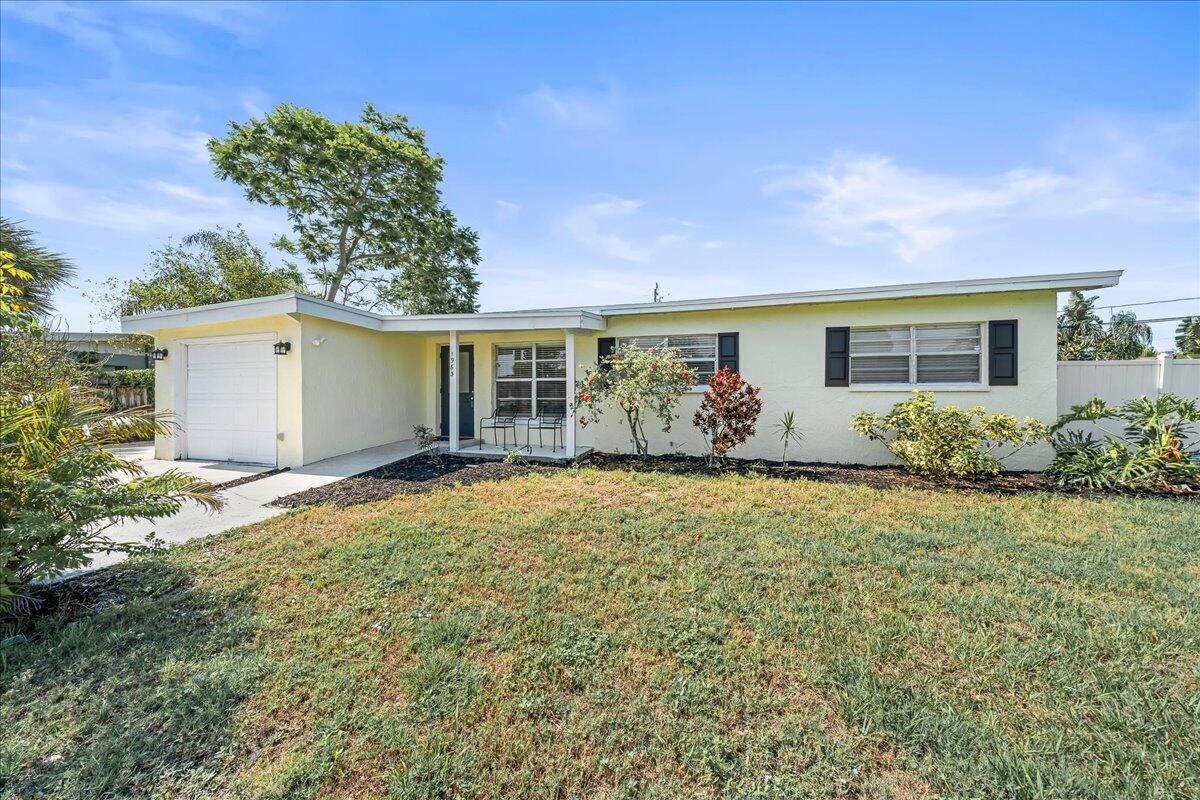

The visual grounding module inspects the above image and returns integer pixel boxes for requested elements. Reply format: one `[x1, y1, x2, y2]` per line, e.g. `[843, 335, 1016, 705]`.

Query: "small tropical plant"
[1048, 393, 1200, 493]
[412, 424, 440, 463]
[773, 410, 803, 465]
[574, 343, 696, 456]
[693, 369, 762, 467]
[1, 382, 222, 612]
[1, 250, 39, 334]
[851, 390, 1049, 478]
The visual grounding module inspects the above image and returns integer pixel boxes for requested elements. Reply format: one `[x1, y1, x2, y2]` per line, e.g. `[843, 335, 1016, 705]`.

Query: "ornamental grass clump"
[851, 390, 1049, 478]
[1048, 393, 1200, 493]
[693, 369, 762, 467]
[574, 344, 695, 456]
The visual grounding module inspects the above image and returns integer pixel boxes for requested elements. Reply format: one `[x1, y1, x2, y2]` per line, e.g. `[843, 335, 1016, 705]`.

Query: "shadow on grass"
[1, 558, 270, 798]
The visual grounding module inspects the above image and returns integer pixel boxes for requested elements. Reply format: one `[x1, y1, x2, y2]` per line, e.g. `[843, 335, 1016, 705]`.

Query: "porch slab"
[448, 442, 593, 463]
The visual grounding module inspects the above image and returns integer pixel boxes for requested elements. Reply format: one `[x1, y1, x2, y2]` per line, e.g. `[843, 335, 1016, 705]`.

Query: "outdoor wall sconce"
[151, 348, 168, 361]
[273, 341, 292, 356]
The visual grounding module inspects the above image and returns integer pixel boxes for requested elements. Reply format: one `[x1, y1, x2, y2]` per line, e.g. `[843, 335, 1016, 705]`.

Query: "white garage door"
[185, 341, 277, 465]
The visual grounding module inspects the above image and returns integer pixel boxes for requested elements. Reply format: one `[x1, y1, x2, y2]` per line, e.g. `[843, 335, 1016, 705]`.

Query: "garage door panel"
[185, 341, 276, 466]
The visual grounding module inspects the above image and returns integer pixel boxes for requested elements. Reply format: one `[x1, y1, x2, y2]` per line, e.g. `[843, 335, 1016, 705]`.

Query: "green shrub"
[1, 382, 221, 611]
[575, 343, 695, 456]
[1048, 393, 1200, 493]
[851, 390, 1049, 478]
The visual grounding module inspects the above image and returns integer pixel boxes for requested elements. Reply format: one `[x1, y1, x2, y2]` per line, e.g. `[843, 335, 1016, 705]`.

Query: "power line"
[1096, 296, 1200, 311]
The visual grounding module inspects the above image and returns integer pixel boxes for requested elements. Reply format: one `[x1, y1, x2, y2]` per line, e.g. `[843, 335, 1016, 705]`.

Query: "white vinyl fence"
[1057, 355, 1200, 441]
[1058, 355, 1200, 413]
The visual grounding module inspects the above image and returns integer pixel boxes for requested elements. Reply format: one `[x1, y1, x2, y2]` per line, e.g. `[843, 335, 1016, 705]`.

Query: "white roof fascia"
[122, 293, 605, 334]
[121, 270, 1122, 334]
[591, 270, 1124, 317]
[121, 294, 306, 333]
[381, 310, 606, 332]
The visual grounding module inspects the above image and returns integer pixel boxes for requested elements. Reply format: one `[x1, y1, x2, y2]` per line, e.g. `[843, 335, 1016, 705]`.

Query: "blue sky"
[1, 1, 1197, 345]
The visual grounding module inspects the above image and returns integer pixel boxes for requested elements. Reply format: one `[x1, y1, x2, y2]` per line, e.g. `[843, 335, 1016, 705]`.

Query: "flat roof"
[121, 269, 1122, 334]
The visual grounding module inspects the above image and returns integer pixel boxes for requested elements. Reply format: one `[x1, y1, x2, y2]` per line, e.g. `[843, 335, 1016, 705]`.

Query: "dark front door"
[439, 344, 474, 439]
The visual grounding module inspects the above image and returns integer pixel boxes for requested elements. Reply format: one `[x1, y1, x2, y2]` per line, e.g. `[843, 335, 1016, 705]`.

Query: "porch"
[449, 440, 593, 462]
[433, 313, 605, 460]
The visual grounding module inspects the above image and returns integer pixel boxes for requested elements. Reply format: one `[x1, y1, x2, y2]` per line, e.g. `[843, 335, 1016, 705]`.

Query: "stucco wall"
[148, 315, 304, 467]
[571, 290, 1059, 468]
[298, 316, 431, 464]
[149, 289, 1059, 470]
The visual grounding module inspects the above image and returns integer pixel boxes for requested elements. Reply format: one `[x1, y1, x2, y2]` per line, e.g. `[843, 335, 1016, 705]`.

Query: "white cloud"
[239, 88, 271, 119]
[1, 0, 266, 65]
[495, 199, 521, 220]
[5, 109, 212, 162]
[521, 82, 623, 130]
[563, 197, 650, 261]
[127, 1, 267, 39]
[2, 178, 287, 237]
[3, 1, 121, 63]
[560, 196, 702, 263]
[765, 113, 1199, 261]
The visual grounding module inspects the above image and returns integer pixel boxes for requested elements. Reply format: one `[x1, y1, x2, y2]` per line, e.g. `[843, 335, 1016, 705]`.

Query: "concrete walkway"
[85, 439, 423, 573]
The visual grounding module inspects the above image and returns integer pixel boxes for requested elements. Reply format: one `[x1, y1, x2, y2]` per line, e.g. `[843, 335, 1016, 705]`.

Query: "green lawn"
[2, 469, 1198, 799]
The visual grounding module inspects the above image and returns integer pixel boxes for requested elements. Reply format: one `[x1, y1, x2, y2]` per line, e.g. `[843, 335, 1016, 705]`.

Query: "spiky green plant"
[773, 410, 803, 465]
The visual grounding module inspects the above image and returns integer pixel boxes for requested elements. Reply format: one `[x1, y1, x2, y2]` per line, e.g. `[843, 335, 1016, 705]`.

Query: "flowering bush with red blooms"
[693, 368, 762, 466]
[575, 344, 695, 456]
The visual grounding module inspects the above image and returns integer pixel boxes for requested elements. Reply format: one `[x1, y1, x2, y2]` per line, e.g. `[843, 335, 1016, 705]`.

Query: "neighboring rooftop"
[122, 269, 1123, 334]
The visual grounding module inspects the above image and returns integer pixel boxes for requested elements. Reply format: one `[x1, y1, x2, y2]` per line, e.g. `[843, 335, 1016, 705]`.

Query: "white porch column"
[565, 330, 576, 456]
[448, 330, 460, 451]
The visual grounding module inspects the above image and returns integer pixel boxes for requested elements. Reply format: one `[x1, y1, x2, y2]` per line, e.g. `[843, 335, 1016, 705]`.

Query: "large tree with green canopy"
[208, 103, 481, 314]
[93, 225, 305, 318]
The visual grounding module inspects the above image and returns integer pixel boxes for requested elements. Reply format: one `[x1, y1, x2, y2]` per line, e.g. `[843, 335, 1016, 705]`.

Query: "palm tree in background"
[1176, 317, 1200, 358]
[0, 218, 76, 318]
[1098, 311, 1156, 359]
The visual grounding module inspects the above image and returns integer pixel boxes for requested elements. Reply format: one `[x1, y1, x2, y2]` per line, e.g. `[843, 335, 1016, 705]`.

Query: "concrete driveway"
[85, 439, 423, 573]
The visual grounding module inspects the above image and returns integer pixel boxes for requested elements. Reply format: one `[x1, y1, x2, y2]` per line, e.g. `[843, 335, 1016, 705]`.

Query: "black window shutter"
[988, 320, 1018, 385]
[597, 337, 615, 371]
[717, 332, 739, 373]
[825, 327, 850, 387]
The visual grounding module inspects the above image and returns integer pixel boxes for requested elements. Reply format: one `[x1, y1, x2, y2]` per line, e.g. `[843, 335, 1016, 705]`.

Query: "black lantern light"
[151, 348, 168, 361]
[273, 341, 292, 356]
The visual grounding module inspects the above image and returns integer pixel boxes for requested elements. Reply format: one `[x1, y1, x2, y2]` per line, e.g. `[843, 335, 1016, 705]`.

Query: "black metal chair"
[527, 406, 566, 452]
[479, 405, 518, 449]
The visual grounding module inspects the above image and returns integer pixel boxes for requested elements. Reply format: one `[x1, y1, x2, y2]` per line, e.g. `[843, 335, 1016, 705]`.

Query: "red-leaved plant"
[693, 369, 762, 467]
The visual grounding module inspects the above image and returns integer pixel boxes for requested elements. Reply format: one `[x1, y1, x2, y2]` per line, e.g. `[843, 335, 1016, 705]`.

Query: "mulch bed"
[213, 467, 290, 491]
[580, 452, 1058, 494]
[580, 452, 1196, 498]
[271, 455, 556, 509]
[269, 450, 1193, 509]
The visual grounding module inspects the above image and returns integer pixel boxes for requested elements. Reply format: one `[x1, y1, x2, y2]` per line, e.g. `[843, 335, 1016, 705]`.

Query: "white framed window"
[849, 323, 982, 385]
[495, 342, 566, 416]
[615, 334, 718, 383]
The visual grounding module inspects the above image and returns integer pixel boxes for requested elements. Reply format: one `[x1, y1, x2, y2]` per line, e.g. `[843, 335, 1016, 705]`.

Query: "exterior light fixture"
[151, 348, 168, 361]
[273, 341, 292, 356]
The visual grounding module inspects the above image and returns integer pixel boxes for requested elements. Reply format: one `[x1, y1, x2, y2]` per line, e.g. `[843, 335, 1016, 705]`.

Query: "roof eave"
[595, 270, 1124, 316]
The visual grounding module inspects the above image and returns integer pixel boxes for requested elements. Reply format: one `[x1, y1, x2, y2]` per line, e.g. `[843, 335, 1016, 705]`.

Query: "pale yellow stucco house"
[120, 270, 1121, 470]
